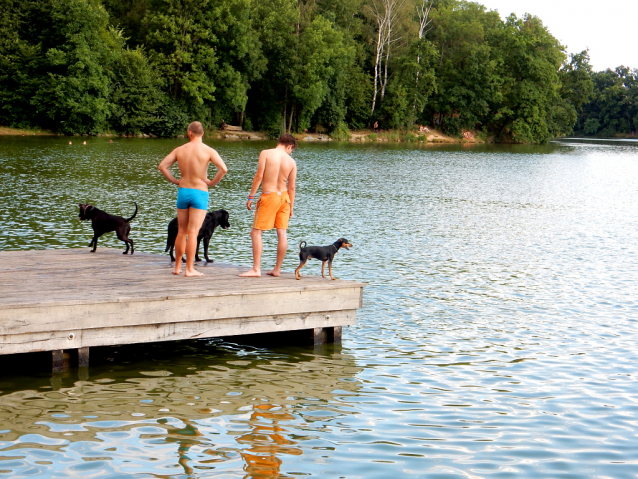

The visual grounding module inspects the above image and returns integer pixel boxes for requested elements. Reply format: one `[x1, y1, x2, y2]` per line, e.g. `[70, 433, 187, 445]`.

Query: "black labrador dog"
[295, 238, 352, 280]
[78, 202, 137, 254]
[165, 209, 230, 262]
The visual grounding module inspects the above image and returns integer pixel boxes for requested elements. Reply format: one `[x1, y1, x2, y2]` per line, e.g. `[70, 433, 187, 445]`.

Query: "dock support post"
[332, 326, 342, 343]
[52, 349, 70, 372]
[313, 327, 327, 345]
[78, 347, 89, 367]
[312, 326, 342, 345]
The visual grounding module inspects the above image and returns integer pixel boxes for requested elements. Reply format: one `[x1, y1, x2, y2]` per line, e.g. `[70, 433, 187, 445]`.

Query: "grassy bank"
[0, 126, 56, 136]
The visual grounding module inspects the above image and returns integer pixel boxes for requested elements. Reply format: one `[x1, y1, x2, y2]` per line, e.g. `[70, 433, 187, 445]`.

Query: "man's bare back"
[259, 147, 297, 193]
[159, 139, 226, 190]
[158, 122, 227, 278]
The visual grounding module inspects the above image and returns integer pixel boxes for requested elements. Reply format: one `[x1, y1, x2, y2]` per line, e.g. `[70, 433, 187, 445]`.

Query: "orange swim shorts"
[252, 191, 291, 230]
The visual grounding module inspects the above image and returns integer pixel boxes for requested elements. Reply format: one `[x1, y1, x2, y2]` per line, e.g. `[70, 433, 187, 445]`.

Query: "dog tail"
[299, 241, 306, 250]
[126, 202, 138, 222]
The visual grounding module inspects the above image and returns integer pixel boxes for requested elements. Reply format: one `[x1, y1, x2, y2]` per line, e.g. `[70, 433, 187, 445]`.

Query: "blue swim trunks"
[176, 187, 209, 211]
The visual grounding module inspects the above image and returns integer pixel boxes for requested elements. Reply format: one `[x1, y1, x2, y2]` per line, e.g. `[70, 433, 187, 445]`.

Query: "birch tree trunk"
[414, 0, 433, 108]
[371, 0, 406, 111]
[371, 11, 387, 117]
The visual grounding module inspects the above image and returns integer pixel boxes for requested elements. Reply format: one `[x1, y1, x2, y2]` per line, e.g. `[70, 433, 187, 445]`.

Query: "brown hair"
[278, 134, 298, 150]
[187, 121, 204, 136]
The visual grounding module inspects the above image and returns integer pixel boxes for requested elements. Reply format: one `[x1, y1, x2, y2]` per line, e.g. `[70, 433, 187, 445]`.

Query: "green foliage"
[109, 47, 163, 133]
[149, 97, 189, 137]
[576, 66, 637, 137]
[0, 0, 632, 141]
[24, 0, 115, 134]
[583, 118, 600, 135]
[330, 121, 351, 140]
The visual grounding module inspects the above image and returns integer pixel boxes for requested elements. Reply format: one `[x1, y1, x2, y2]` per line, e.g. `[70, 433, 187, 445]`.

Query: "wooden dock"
[0, 249, 363, 369]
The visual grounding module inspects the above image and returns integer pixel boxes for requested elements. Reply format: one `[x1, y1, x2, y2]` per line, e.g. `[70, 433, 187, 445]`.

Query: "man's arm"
[246, 151, 268, 211]
[288, 162, 297, 218]
[202, 148, 228, 187]
[158, 149, 180, 185]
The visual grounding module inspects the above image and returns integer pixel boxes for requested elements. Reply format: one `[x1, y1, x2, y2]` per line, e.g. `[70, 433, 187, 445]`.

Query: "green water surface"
[0, 136, 637, 478]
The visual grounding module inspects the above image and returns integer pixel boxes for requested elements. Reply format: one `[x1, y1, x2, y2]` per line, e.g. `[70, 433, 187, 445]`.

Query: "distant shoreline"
[0, 126, 480, 144]
[3, 126, 634, 144]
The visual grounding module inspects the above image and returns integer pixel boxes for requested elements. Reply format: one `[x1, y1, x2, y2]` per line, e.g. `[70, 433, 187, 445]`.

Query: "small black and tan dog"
[78, 202, 137, 254]
[295, 238, 352, 280]
[165, 209, 230, 262]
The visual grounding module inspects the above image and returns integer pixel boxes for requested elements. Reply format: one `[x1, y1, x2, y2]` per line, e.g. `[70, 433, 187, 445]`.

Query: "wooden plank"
[0, 287, 362, 335]
[0, 249, 364, 356]
[0, 249, 365, 307]
[0, 310, 357, 354]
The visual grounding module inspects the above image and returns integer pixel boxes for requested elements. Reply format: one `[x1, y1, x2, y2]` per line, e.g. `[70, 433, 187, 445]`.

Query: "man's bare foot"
[185, 269, 204, 277]
[267, 269, 281, 277]
[173, 261, 182, 275]
[239, 268, 261, 277]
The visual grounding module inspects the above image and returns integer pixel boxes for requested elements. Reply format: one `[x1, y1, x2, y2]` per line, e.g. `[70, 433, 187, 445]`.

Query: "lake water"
[0, 137, 637, 478]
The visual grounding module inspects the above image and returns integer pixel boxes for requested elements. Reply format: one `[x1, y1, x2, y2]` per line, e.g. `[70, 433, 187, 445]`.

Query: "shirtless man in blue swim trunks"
[158, 121, 228, 276]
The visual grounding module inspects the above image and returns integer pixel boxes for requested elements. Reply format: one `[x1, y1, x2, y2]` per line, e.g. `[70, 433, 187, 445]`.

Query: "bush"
[330, 121, 351, 140]
[243, 117, 253, 131]
[386, 131, 399, 141]
[405, 132, 417, 142]
[148, 99, 190, 137]
[367, 133, 377, 141]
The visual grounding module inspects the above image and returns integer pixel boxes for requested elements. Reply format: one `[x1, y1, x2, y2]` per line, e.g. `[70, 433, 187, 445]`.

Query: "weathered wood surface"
[0, 249, 364, 355]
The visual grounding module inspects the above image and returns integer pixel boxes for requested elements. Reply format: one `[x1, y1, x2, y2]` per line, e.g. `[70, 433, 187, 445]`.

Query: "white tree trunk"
[414, 0, 434, 108]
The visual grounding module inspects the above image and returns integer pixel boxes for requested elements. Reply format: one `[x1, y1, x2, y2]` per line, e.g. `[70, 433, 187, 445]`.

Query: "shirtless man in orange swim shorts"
[239, 134, 297, 277]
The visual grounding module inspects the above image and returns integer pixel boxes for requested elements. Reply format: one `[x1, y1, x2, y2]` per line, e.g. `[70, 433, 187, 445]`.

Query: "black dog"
[295, 238, 352, 280]
[78, 203, 137, 254]
[165, 209, 230, 262]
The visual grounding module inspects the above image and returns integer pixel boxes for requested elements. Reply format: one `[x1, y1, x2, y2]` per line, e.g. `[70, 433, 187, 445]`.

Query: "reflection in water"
[0, 340, 361, 477]
[2, 138, 638, 478]
[238, 405, 302, 479]
[160, 418, 205, 477]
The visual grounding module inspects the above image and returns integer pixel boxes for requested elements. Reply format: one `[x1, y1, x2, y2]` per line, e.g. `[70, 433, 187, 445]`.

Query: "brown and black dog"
[78, 203, 137, 254]
[295, 238, 352, 280]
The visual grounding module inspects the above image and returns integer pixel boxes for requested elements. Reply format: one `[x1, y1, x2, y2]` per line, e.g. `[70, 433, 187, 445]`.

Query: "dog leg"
[91, 235, 99, 252]
[117, 231, 132, 254]
[169, 245, 175, 262]
[195, 236, 203, 262]
[129, 238, 134, 255]
[204, 235, 213, 263]
[321, 261, 327, 278]
[295, 259, 308, 280]
[329, 260, 336, 280]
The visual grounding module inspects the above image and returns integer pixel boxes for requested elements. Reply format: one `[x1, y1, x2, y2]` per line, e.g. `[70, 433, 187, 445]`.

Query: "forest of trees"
[0, 0, 635, 142]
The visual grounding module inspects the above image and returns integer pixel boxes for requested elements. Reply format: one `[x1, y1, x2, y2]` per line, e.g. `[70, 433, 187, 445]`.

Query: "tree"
[489, 14, 566, 143]
[109, 46, 163, 133]
[427, 0, 502, 135]
[27, 0, 117, 134]
[578, 66, 638, 137]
